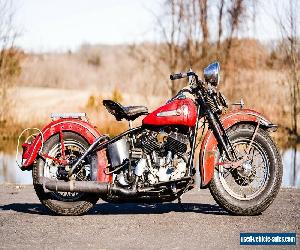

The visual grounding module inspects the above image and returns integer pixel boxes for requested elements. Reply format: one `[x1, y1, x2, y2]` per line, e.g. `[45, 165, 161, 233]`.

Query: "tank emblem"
[156, 110, 181, 117]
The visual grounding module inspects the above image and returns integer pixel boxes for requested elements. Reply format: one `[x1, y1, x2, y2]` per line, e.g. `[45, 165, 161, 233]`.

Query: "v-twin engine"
[139, 131, 189, 184]
[107, 130, 190, 187]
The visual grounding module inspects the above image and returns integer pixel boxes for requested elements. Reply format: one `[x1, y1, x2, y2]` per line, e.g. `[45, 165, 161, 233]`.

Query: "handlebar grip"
[170, 72, 187, 80]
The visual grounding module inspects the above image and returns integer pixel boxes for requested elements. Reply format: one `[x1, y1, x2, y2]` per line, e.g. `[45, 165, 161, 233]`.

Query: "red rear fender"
[21, 118, 110, 182]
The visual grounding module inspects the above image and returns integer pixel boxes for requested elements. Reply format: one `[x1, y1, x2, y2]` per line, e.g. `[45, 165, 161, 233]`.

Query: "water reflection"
[0, 152, 32, 184]
[282, 147, 300, 188]
[0, 148, 299, 187]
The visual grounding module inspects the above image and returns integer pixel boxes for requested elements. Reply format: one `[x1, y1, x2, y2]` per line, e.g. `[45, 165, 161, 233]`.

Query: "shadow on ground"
[0, 202, 227, 216]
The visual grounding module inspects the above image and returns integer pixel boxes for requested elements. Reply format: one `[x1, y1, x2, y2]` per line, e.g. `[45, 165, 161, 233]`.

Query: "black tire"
[32, 132, 99, 216]
[209, 124, 282, 215]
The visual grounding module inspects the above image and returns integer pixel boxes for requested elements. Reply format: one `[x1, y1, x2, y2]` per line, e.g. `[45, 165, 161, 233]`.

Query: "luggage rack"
[50, 113, 89, 122]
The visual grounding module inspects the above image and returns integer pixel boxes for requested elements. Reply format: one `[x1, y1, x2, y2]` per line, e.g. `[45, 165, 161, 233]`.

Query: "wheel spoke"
[43, 140, 91, 201]
[237, 177, 248, 197]
[248, 183, 256, 193]
[222, 168, 233, 179]
[218, 138, 270, 200]
[249, 147, 255, 162]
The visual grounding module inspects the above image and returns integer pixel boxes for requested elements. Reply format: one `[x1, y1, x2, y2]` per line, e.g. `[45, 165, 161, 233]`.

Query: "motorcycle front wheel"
[209, 124, 282, 215]
[32, 132, 99, 215]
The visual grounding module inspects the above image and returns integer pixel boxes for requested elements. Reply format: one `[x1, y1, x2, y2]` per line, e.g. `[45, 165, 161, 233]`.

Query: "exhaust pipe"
[41, 177, 138, 196]
[42, 177, 109, 194]
[109, 186, 138, 197]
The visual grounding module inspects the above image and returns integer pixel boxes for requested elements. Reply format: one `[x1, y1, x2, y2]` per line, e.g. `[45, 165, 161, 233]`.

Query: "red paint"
[143, 98, 197, 127]
[59, 129, 66, 160]
[41, 153, 68, 165]
[21, 118, 111, 183]
[199, 109, 272, 187]
[97, 150, 108, 182]
[21, 143, 31, 160]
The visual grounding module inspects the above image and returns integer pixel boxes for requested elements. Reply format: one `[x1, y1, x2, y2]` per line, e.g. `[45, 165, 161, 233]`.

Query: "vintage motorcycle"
[20, 62, 282, 216]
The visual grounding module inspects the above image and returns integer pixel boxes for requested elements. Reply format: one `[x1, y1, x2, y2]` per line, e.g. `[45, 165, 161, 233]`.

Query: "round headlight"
[203, 62, 220, 86]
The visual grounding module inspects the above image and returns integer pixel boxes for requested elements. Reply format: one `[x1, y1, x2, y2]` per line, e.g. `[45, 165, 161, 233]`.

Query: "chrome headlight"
[203, 62, 220, 86]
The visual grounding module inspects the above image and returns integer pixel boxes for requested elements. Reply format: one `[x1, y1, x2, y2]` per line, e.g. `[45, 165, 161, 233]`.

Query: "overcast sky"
[12, 0, 292, 52]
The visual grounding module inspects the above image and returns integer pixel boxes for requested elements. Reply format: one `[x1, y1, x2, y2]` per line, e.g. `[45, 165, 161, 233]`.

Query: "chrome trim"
[203, 62, 220, 86]
[51, 112, 87, 121]
[232, 99, 244, 109]
[157, 110, 180, 117]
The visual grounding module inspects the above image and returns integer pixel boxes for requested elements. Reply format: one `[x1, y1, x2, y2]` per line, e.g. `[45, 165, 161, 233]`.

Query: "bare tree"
[277, 0, 300, 137]
[223, 0, 245, 69]
[180, 0, 201, 68]
[153, 0, 185, 96]
[0, 0, 20, 123]
[217, 0, 225, 50]
[275, 0, 300, 186]
[152, 0, 255, 96]
[199, 0, 209, 57]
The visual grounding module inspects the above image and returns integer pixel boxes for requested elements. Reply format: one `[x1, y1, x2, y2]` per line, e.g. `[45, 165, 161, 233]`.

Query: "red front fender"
[199, 109, 274, 187]
[21, 118, 110, 182]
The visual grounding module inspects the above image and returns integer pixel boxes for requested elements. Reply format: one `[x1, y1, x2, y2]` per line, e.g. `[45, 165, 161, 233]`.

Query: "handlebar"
[170, 73, 187, 80]
[170, 71, 196, 81]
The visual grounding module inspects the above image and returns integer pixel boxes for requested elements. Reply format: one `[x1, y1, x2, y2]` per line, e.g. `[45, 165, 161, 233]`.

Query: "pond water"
[0, 146, 299, 188]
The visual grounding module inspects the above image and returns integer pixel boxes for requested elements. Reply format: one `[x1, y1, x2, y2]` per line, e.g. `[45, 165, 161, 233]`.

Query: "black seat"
[103, 100, 148, 121]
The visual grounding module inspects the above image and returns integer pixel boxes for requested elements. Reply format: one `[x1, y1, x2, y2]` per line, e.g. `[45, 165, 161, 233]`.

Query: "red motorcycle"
[20, 62, 282, 215]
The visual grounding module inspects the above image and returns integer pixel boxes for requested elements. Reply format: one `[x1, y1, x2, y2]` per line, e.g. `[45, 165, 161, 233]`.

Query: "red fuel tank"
[143, 98, 197, 127]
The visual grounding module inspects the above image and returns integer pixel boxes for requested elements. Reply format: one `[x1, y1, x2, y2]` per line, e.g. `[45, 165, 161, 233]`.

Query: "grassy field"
[1, 42, 299, 150]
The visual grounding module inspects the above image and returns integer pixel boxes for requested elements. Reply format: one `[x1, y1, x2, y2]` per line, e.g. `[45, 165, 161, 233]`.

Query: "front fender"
[21, 118, 109, 182]
[199, 109, 275, 188]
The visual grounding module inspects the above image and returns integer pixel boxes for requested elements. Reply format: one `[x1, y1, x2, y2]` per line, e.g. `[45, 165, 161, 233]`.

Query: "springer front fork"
[206, 111, 237, 161]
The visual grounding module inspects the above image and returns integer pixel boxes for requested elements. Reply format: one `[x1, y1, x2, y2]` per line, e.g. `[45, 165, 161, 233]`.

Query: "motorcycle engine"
[137, 130, 190, 184]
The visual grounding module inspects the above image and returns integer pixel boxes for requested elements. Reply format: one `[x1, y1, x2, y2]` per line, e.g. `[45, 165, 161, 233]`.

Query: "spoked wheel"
[209, 124, 282, 215]
[44, 139, 88, 201]
[32, 132, 99, 215]
[219, 139, 270, 200]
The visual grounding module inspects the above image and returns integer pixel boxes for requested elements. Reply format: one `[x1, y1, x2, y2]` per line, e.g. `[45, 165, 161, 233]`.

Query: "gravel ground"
[0, 185, 299, 250]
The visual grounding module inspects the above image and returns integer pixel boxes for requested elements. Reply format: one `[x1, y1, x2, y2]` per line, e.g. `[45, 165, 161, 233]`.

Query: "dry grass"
[6, 86, 165, 138]
[18, 45, 170, 96]
[1, 40, 297, 148]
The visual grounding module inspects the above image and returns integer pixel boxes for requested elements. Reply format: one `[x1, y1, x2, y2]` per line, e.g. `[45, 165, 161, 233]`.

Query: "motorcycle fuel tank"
[143, 98, 197, 127]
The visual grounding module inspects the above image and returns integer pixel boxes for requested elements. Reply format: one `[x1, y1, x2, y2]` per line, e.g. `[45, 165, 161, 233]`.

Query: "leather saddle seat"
[103, 100, 148, 121]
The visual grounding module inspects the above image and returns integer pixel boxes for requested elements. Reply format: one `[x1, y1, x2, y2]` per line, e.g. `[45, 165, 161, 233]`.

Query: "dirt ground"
[0, 185, 299, 250]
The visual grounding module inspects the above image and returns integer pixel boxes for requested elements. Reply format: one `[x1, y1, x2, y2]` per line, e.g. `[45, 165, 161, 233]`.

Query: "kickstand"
[175, 179, 193, 212]
[177, 196, 186, 211]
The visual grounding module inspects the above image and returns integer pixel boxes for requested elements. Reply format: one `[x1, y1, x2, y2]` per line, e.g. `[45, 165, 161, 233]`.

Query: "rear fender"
[21, 118, 110, 182]
[199, 109, 275, 188]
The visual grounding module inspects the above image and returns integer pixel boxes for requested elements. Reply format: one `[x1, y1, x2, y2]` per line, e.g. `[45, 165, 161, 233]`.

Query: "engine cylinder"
[165, 133, 188, 154]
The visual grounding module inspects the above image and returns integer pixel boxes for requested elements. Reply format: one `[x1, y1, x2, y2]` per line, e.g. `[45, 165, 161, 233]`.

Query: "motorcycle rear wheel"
[32, 132, 99, 215]
[209, 124, 282, 215]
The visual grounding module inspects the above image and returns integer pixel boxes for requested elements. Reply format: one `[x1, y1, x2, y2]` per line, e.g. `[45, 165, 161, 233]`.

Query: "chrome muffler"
[41, 177, 109, 194]
[40, 177, 137, 196]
